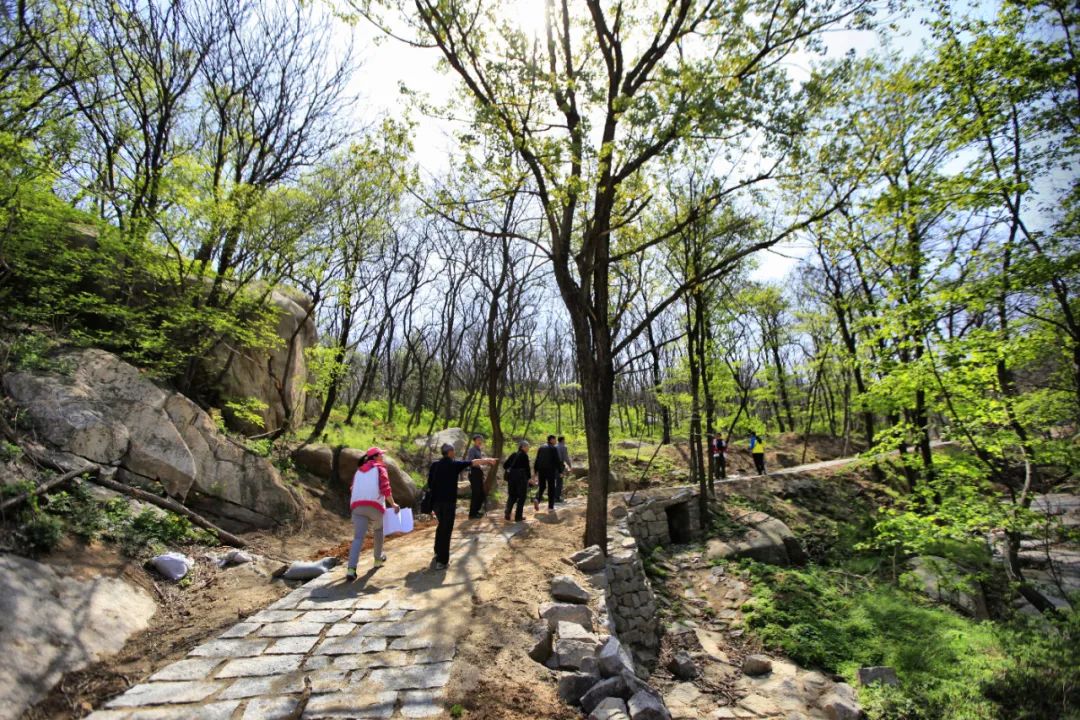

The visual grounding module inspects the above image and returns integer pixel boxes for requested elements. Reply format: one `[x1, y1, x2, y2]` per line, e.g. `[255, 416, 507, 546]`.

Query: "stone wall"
[626, 487, 703, 550]
[604, 485, 705, 672]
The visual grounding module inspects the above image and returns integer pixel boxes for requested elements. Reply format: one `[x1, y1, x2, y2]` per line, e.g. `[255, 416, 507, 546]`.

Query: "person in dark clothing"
[711, 432, 727, 480]
[465, 434, 488, 519]
[502, 440, 532, 521]
[427, 443, 496, 569]
[533, 435, 561, 511]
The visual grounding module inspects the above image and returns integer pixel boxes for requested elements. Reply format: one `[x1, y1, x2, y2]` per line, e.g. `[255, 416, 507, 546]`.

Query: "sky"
[330, 3, 916, 284]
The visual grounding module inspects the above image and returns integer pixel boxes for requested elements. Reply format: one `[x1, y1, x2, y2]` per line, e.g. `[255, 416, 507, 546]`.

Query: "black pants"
[713, 454, 726, 479]
[552, 474, 564, 504]
[505, 476, 527, 520]
[536, 473, 558, 509]
[433, 498, 456, 564]
[468, 469, 486, 518]
[753, 452, 766, 475]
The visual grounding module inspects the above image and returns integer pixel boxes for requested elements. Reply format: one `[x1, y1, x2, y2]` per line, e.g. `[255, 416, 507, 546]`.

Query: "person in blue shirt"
[427, 443, 496, 569]
[749, 431, 766, 475]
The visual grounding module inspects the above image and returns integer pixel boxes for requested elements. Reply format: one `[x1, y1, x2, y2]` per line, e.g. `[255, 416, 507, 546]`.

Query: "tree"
[360, 0, 866, 549]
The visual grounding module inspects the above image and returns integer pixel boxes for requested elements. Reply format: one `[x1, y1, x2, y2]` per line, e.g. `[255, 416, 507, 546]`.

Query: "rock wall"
[3, 348, 302, 529]
[203, 288, 318, 435]
[604, 486, 706, 672]
[292, 444, 420, 508]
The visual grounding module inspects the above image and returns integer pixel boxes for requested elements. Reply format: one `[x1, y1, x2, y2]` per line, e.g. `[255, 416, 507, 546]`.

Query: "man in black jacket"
[428, 443, 496, 569]
[533, 435, 561, 511]
[502, 440, 531, 521]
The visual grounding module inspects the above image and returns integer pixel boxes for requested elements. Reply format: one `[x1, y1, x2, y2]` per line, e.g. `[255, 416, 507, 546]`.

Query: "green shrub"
[15, 508, 64, 555]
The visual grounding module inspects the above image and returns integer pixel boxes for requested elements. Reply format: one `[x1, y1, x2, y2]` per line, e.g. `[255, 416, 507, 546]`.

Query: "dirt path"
[82, 512, 534, 720]
[718, 440, 954, 482]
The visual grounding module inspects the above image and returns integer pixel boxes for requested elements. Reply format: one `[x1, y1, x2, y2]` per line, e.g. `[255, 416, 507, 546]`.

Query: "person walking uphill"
[428, 443, 497, 570]
[556, 436, 572, 504]
[466, 434, 488, 519]
[533, 435, 561, 511]
[711, 432, 727, 480]
[749, 431, 766, 475]
[346, 447, 400, 582]
[502, 440, 531, 521]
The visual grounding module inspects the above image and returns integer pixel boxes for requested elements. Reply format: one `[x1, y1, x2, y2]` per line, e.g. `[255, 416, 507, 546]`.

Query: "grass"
[741, 561, 1079, 720]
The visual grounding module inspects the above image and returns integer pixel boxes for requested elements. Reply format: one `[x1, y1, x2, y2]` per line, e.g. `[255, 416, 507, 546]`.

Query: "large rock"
[858, 666, 899, 687]
[905, 556, 989, 619]
[706, 511, 804, 566]
[551, 575, 592, 604]
[418, 428, 469, 456]
[559, 672, 600, 706]
[570, 545, 607, 572]
[4, 349, 301, 528]
[204, 288, 318, 435]
[627, 688, 671, 720]
[0, 554, 157, 718]
[540, 602, 594, 632]
[598, 636, 635, 678]
[590, 697, 630, 720]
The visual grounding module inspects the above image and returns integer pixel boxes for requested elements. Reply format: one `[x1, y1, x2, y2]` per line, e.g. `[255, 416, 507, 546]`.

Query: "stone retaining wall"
[604, 486, 704, 672]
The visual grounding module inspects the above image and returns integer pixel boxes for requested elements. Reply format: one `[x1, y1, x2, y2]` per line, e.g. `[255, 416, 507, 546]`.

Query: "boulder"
[627, 688, 671, 720]
[570, 545, 607, 572]
[539, 602, 594, 632]
[582, 676, 630, 714]
[527, 621, 553, 663]
[667, 649, 698, 680]
[419, 428, 469, 456]
[292, 444, 334, 478]
[618, 440, 645, 449]
[742, 654, 773, 676]
[820, 692, 860, 720]
[556, 639, 602, 671]
[706, 511, 804, 566]
[0, 554, 157, 718]
[551, 575, 591, 604]
[590, 697, 630, 720]
[558, 672, 600, 705]
[598, 637, 635, 678]
[905, 556, 989, 619]
[203, 289, 318, 435]
[858, 666, 899, 687]
[4, 349, 301, 528]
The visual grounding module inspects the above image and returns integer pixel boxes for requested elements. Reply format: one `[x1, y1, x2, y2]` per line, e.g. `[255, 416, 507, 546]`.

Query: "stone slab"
[400, 689, 446, 718]
[190, 639, 270, 658]
[302, 610, 353, 624]
[302, 690, 397, 719]
[247, 610, 302, 623]
[389, 636, 436, 651]
[242, 696, 302, 720]
[220, 623, 262, 639]
[367, 662, 452, 691]
[122, 700, 240, 719]
[266, 635, 320, 654]
[257, 621, 326, 638]
[216, 654, 304, 678]
[326, 623, 355, 637]
[348, 609, 409, 623]
[148, 658, 222, 682]
[219, 673, 305, 700]
[106, 681, 224, 708]
[316, 635, 388, 655]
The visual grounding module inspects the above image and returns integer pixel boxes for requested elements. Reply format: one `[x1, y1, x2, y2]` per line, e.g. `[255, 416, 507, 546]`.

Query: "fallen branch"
[88, 473, 248, 549]
[0, 466, 99, 513]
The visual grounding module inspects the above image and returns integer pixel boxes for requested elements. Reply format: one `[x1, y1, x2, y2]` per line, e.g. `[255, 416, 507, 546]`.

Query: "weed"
[449, 704, 465, 718]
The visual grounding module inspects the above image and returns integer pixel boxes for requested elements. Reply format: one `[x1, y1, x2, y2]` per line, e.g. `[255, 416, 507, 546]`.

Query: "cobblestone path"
[87, 516, 529, 720]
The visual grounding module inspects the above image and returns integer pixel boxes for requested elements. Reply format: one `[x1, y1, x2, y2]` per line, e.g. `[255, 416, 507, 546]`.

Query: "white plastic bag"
[281, 557, 337, 580]
[383, 507, 413, 536]
[151, 552, 193, 581]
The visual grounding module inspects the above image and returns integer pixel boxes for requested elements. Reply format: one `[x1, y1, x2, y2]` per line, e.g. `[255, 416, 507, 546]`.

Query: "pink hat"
[366, 447, 385, 458]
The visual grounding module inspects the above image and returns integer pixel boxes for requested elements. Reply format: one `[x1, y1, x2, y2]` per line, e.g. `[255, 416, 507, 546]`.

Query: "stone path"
[87, 515, 529, 720]
[719, 439, 955, 482]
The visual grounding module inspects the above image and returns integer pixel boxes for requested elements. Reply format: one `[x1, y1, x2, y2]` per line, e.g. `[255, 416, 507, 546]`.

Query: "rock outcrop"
[0, 553, 157, 719]
[416, 427, 469, 456]
[904, 556, 989, 619]
[203, 288, 318, 435]
[3, 348, 302, 528]
[706, 510, 807, 566]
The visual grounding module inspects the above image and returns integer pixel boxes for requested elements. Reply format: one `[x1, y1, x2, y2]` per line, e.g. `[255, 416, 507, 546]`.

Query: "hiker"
[502, 440, 532, 521]
[346, 447, 400, 582]
[749, 431, 766, 475]
[427, 443, 497, 569]
[711, 432, 727, 479]
[556, 435, 572, 504]
[466, 433, 488, 519]
[533, 435, 561, 511]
